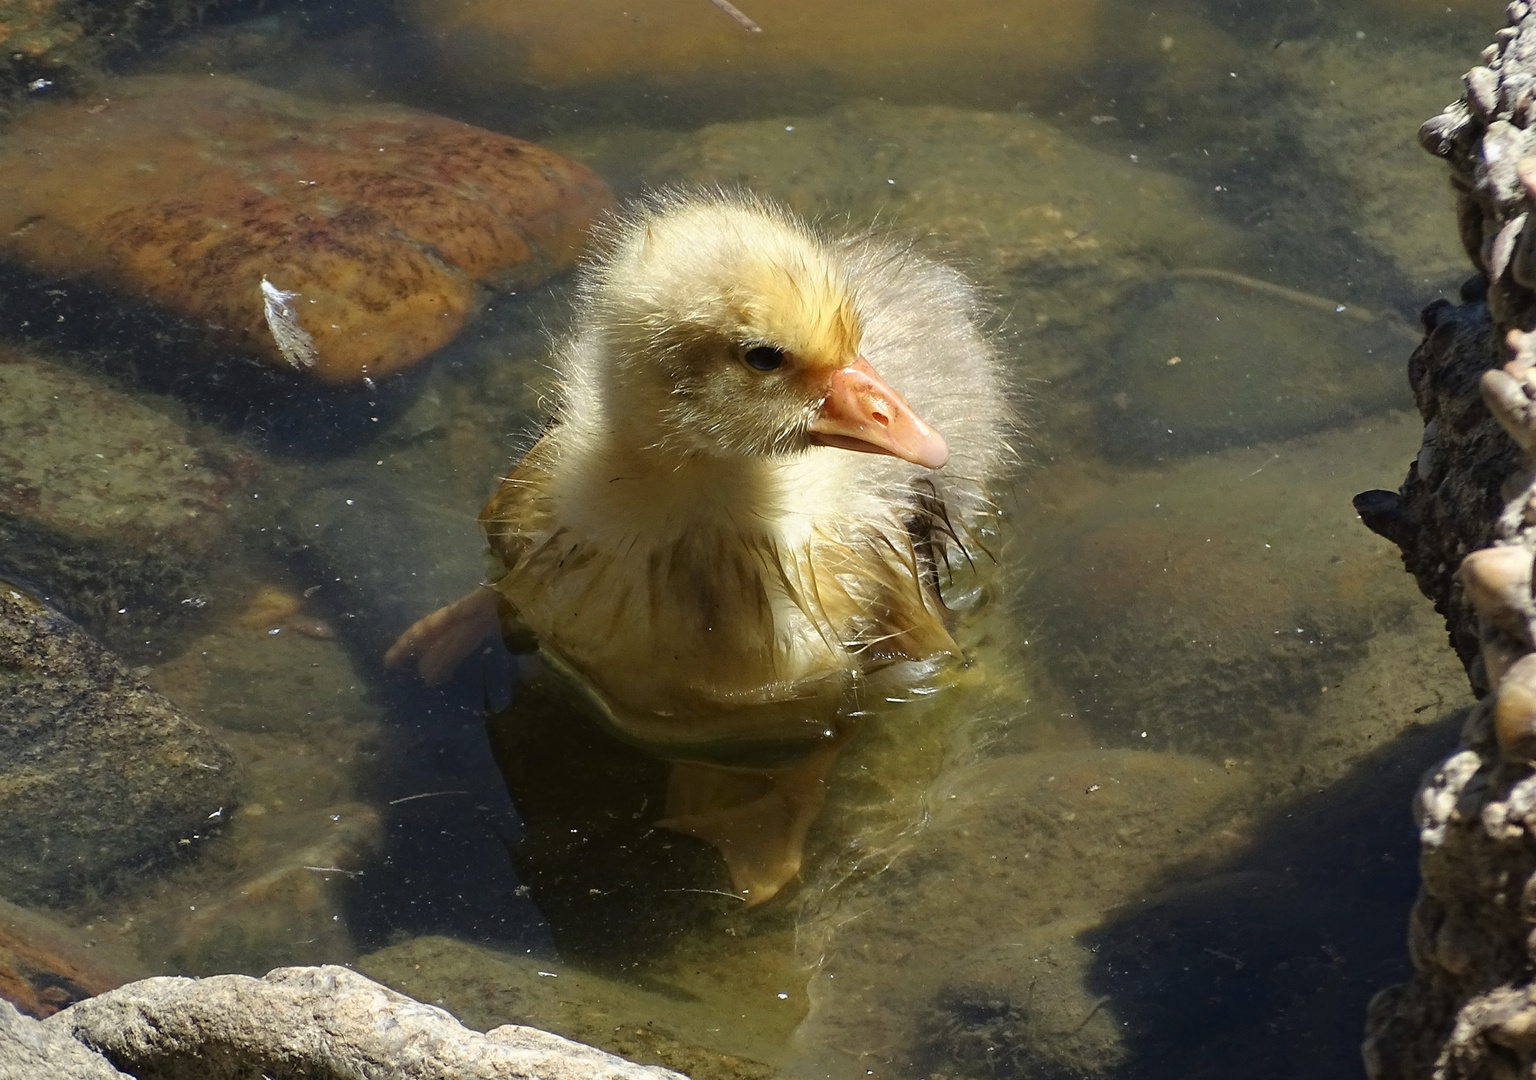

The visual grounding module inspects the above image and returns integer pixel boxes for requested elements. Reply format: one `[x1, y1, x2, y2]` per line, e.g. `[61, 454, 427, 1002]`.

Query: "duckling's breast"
[483, 449, 958, 759]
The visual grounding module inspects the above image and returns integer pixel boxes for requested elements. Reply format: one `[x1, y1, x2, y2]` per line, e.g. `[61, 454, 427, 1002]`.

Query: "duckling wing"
[479, 430, 560, 572]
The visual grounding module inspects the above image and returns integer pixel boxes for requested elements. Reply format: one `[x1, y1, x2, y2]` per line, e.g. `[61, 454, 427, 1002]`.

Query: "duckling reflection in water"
[388, 191, 1014, 905]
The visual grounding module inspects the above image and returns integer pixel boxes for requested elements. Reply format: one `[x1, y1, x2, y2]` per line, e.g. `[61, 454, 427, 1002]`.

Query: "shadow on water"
[1065, 712, 1465, 1080]
[338, 653, 559, 954]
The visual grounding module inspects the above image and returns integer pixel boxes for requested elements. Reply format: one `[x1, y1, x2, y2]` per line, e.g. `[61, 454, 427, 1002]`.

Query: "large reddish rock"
[0, 75, 612, 384]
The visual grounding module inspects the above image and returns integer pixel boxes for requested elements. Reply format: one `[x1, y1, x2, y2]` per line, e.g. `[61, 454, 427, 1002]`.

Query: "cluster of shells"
[1423, 1, 1536, 759]
[1424, 2, 1536, 323]
[1469, 332, 1536, 767]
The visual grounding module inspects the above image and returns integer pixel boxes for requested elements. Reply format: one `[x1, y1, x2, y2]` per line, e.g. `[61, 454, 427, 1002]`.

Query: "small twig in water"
[709, 0, 762, 32]
[663, 887, 748, 902]
[1064, 995, 1110, 1035]
[1167, 267, 1420, 342]
[388, 790, 471, 805]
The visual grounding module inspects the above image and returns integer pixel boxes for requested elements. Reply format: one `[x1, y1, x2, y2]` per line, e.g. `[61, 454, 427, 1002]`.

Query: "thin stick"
[663, 887, 748, 901]
[387, 790, 470, 805]
[709, 0, 763, 32]
[1167, 267, 1420, 341]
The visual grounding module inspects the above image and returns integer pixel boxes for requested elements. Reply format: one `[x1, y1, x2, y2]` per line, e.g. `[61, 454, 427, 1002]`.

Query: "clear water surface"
[0, 1, 1507, 1077]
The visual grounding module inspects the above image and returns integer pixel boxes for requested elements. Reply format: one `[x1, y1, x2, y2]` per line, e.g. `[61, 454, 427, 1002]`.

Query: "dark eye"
[743, 345, 786, 372]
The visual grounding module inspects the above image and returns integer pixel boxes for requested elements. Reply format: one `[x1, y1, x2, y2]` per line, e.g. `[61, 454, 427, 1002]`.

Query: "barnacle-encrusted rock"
[0, 75, 612, 385]
[1352, 6, 1536, 1076]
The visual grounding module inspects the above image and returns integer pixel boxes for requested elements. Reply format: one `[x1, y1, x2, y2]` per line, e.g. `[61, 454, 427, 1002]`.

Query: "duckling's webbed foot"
[656, 740, 845, 906]
[384, 585, 502, 685]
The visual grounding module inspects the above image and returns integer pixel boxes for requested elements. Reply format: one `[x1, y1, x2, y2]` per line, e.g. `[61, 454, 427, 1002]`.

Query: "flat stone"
[1088, 274, 1416, 459]
[0, 74, 612, 384]
[47, 965, 685, 1080]
[0, 347, 255, 656]
[1024, 413, 1466, 755]
[648, 100, 1243, 382]
[1276, 36, 1476, 288]
[788, 748, 1248, 1077]
[0, 582, 239, 906]
[408, 0, 1101, 116]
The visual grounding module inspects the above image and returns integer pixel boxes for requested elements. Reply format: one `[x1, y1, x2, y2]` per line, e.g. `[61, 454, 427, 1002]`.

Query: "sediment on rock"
[1356, 6, 1536, 1077]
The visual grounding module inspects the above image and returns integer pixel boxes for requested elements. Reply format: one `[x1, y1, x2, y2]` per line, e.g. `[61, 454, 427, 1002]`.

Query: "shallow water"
[0, 0, 1510, 1076]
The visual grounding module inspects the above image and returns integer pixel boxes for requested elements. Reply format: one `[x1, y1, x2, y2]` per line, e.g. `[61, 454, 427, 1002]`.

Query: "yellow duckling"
[389, 191, 1013, 903]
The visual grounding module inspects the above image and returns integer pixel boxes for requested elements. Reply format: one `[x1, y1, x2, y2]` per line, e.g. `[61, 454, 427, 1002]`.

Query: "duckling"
[388, 191, 1013, 903]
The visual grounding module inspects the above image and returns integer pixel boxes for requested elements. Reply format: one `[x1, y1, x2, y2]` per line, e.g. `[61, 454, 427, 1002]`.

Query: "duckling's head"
[572, 193, 947, 469]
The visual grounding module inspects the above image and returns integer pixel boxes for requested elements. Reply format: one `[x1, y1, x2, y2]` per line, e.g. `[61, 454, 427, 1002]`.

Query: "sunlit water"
[0, 1, 1509, 1077]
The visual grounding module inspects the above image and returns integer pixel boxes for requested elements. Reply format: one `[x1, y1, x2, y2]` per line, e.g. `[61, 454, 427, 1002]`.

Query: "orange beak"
[807, 356, 949, 469]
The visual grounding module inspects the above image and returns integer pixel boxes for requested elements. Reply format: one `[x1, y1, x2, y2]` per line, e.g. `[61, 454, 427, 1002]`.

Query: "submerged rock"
[1089, 273, 1415, 460]
[0, 75, 612, 385]
[649, 99, 1243, 382]
[788, 748, 1248, 1078]
[407, 0, 1101, 118]
[359, 936, 779, 1080]
[115, 586, 390, 975]
[0, 899, 133, 1020]
[1028, 412, 1459, 755]
[0, 583, 239, 906]
[1277, 36, 1474, 290]
[0, 346, 255, 658]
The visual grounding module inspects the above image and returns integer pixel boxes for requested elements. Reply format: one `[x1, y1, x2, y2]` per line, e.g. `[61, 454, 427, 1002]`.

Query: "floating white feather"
[260, 276, 318, 370]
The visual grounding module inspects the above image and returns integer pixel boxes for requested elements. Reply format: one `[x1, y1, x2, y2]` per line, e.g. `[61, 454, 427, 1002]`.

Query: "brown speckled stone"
[0, 75, 613, 384]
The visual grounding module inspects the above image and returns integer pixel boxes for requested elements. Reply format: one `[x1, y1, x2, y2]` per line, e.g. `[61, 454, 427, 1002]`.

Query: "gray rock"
[0, 581, 239, 906]
[47, 965, 686, 1080]
[0, 998, 127, 1080]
